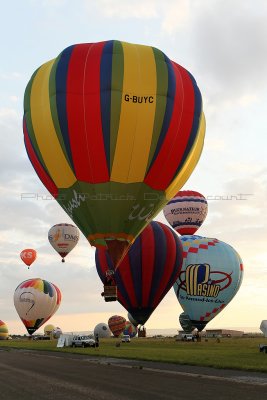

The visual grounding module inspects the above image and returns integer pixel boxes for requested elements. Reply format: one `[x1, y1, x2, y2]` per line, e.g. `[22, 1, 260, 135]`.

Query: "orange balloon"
[20, 249, 37, 268]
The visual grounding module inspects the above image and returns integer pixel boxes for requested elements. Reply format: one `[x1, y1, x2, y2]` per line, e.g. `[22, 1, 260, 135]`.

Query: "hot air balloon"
[48, 223, 79, 262]
[96, 221, 183, 325]
[23, 39, 205, 270]
[174, 235, 244, 332]
[179, 312, 194, 333]
[44, 324, 55, 336]
[14, 278, 62, 335]
[0, 320, 8, 340]
[108, 315, 126, 337]
[163, 190, 208, 235]
[94, 323, 111, 338]
[20, 249, 37, 269]
[52, 327, 62, 339]
[123, 321, 137, 338]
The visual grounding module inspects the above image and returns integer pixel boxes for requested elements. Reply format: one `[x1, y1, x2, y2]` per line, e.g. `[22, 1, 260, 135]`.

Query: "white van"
[121, 335, 131, 343]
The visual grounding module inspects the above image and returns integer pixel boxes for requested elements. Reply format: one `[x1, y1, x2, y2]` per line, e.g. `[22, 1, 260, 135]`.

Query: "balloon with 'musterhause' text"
[174, 235, 244, 332]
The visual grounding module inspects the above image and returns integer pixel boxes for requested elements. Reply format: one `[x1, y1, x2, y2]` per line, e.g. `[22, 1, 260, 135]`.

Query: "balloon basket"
[102, 285, 117, 302]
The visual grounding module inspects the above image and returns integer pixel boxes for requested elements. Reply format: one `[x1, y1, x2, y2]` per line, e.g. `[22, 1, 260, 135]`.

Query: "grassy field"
[1, 337, 267, 373]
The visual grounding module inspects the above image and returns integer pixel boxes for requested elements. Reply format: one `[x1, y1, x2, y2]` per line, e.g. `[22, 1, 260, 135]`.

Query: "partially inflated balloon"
[163, 190, 208, 235]
[48, 223, 79, 262]
[44, 324, 55, 336]
[14, 278, 61, 335]
[123, 321, 137, 338]
[128, 312, 138, 327]
[96, 221, 183, 325]
[174, 235, 244, 331]
[179, 312, 194, 333]
[108, 315, 126, 337]
[0, 320, 8, 340]
[20, 249, 37, 269]
[23, 40, 205, 267]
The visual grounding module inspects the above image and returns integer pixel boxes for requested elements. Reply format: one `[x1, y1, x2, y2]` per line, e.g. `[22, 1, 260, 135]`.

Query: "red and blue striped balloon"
[96, 221, 183, 325]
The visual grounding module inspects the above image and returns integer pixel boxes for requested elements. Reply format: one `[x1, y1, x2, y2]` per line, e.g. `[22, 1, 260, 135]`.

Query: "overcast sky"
[1, 0, 267, 335]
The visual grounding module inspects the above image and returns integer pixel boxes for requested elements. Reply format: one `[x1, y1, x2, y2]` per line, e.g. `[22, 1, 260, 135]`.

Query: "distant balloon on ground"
[179, 312, 194, 333]
[260, 321, 267, 337]
[174, 235, 244, 331]
[48, 223, 79, 262]
[94, 323, 111, 338]
[163, 190, 208, 235]
[0, 320, 8, 340]
[20, 249, 37, 269]
[52, 327, 62, 339]
[44, 324, 55, 335]
[123, 321, 137, 338]
[14, 278, 62, 335]
[108, 316, 126, 337]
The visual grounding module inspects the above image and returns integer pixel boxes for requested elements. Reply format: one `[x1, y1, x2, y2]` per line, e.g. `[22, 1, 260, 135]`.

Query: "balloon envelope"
[174, 235, 244, 331]
[0, 320, 8, 340]
[96, 221, 183, 325]
[123, 321, 137, 338]
[163, 190, 208, 235]
[48, 223, 79, 261]
[14, 278, 62, 335]
[179, 312, 194, 333]
[128, 312, 138, 327]
[23, 39, 205, 267]
[44, 324, 55, 335]
[20, 249, 37, 268]
[108, 315, 126, 337]
[94, 323, 111, 338]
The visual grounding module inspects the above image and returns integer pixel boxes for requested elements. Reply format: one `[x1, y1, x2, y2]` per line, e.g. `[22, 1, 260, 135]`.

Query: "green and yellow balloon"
[23, 40, 205, 267]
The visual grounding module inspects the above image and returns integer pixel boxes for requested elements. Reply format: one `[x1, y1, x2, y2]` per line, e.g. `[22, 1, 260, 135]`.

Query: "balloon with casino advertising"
[174, 235, 244, 332]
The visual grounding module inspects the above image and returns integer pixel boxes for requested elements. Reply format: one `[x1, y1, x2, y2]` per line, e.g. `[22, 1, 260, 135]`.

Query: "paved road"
[1, 348, 267, 400]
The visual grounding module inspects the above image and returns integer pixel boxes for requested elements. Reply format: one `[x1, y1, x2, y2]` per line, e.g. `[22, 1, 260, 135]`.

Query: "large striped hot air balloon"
[23, 40, 205, 268]
[0, 320, 8, 340]
[174, 235, 244, 331]
[96, 221, 183, 325]
[14, 278, 62, 335]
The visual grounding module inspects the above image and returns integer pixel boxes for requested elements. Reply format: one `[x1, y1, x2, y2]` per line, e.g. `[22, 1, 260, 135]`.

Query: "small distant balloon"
[123, 321, 137, 338]
[14, 278, 62, 335]
[94, 323, 111, 338]
[0, 320, 8, 340]
[108, 315, 126, 337]
[20, 249, 37, 269]
[44, 324, 55, 336]
[48, 223, 79, 262]
[163, 190, 208, 235]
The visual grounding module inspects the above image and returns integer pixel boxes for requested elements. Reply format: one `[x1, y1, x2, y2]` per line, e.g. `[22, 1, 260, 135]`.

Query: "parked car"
[71, 335, 96, 348]
[121, 335, 131, 343]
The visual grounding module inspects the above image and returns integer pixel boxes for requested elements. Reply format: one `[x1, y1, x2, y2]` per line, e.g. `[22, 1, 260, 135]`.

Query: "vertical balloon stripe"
[83, 42, 109, 182]
[129, 235, 143, 306]
[53, 45, 75, 168]
[148, 223, 167, 305]
[120, 254, 138, 308]
[24, 70, 48, 170]
[30, 60, 76, 188]
[24, 120, 59, 196]
[146, 53, 175, 172]
[110, 40, 124, 170]
[115, 268, 133, 309]
[141, 224, 155, 307]
[165, 112, 205, 200]
[170, 67, 203, 180]
[145, 62, 196, 190]
[66, 43, 109, 182]
[111, 42, 157, 182]
[100, 40, 113, 174]
[152, 224, 178, 306]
